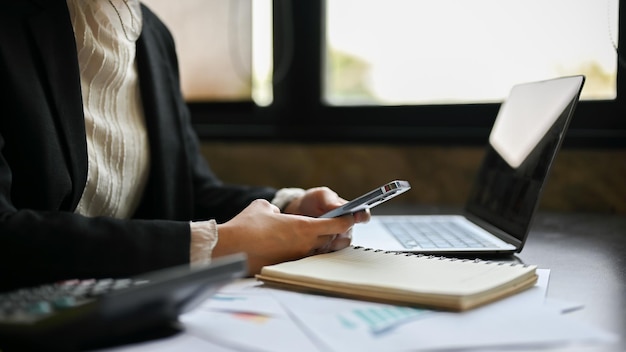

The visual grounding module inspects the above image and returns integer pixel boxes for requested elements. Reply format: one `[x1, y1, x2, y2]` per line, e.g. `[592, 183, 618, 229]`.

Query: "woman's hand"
[283, 187, 371, 251]
[213, 198, 357, 275]
[282, 187, 365, 219]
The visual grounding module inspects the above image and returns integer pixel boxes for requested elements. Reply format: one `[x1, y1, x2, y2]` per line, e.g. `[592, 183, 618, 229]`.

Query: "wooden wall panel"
[200, 143, 626, 214]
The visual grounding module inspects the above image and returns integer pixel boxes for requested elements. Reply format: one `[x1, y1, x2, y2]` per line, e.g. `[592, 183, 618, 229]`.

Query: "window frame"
[189, 0, 626, 148]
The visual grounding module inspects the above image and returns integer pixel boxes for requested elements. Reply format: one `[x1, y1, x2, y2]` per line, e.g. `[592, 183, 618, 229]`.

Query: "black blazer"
[0, 0, 276, 291]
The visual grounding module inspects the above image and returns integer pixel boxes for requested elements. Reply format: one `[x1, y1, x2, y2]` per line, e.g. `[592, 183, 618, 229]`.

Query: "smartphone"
[319, 180, 411, 218]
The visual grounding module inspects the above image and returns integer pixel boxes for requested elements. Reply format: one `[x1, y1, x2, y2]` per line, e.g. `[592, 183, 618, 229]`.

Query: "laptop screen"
[464, 76, 585, 245]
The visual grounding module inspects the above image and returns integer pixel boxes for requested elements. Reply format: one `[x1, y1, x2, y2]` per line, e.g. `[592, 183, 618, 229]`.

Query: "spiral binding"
[350, 245, 530, 267]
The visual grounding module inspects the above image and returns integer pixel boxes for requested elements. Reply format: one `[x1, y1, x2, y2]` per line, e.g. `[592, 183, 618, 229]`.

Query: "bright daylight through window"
[325, 0, 619, 106]
[140, 0, 255, 102]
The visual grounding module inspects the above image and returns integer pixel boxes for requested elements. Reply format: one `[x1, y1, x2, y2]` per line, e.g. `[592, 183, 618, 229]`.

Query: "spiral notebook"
[256, 246, 537, 311]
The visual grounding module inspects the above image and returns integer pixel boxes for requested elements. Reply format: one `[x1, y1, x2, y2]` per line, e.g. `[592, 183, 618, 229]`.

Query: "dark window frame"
[189, 0, 626, 148]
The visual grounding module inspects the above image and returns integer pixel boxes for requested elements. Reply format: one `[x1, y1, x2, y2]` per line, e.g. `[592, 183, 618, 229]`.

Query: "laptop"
[352, 75, 585, 255]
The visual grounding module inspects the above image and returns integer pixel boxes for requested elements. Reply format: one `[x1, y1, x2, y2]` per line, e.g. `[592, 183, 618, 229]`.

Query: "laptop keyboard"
[381, 219, 495, 249]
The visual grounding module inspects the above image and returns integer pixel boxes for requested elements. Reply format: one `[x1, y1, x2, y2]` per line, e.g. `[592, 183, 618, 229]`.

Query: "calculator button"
[26, 301, 52, 315]
[52, 296, 78, 309]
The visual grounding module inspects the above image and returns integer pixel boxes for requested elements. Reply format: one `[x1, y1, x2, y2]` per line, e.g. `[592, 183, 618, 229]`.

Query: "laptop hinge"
[464, 213, 524, 250]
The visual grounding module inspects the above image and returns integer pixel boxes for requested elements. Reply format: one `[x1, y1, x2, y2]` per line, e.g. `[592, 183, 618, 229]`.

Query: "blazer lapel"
[26, 0, 88, 209]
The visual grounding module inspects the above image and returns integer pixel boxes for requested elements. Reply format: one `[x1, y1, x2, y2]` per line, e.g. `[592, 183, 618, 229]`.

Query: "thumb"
[314, 215, 355, 236]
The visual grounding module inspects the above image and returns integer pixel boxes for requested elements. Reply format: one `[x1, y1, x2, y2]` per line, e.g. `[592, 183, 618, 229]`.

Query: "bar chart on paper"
[337, 306, 429, 335]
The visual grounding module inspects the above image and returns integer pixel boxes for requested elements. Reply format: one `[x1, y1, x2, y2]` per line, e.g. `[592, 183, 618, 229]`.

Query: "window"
[325, 0, 617, 105]
[141, 0, 276, 105]
[145, 0, 626, 147]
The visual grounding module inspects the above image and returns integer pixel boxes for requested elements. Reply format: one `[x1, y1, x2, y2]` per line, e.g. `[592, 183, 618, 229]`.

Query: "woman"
[0, 0, 369, 292]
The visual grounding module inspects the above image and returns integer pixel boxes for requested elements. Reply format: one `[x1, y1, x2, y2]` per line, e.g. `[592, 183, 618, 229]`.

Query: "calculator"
[0, 253, 247, 351]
